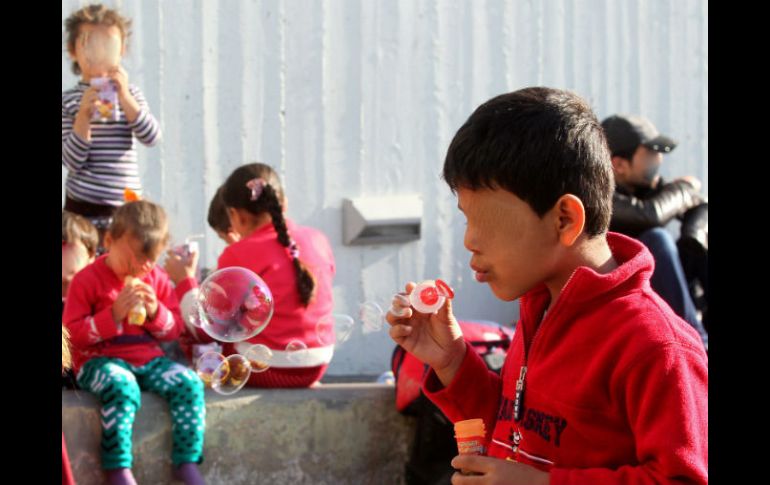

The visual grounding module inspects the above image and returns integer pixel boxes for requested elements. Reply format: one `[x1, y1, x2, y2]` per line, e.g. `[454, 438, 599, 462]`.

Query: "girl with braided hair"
[168, 163, 336, 387]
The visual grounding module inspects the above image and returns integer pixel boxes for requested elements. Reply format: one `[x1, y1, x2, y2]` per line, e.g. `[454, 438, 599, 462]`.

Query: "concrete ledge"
[63, 384, 416, 484]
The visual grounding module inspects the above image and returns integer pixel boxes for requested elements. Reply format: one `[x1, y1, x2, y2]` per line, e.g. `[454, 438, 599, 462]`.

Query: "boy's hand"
[76, 87, 100, 119]
[108, 65, 141, 122]
[133, 281, 159, 319]
[450, 455, 549, 485]
[386, 282, 467, 387]
[164, 248, 199, 285]
[73, 87, 100, 140]
[108, 65, 131, 99]
[112, 283, 144, 323]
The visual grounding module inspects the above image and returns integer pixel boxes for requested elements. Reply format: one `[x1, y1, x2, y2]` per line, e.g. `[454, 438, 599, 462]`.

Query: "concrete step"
[63, 383, 416, 484]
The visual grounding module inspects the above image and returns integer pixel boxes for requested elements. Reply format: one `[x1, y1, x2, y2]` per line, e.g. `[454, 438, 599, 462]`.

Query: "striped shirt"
[62, 82, 161, 207]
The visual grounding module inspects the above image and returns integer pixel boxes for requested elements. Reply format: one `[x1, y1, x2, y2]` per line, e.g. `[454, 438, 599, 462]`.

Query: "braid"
[263, 186, 291, 247]
[262, 185, 317, 306]
[292, 258, 317, 306]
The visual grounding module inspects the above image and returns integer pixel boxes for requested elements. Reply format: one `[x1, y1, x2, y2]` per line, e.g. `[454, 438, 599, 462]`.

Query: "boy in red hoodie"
[63, 200, 205, 485]
[386, 88, 708, 485]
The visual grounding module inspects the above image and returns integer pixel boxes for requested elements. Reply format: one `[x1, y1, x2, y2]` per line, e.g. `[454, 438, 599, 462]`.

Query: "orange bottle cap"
[454, 418, 486, 438]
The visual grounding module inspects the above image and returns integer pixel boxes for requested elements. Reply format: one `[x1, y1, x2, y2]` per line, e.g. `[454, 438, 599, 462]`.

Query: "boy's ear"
[103, 232, 114, 250]
[554, 194, 585, 247]
[610, 156, 630, 176]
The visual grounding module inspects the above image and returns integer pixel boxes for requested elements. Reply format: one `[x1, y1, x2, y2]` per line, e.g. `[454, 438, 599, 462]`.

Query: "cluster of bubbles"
[190, 268, 276, 395]
[191, 267, 453, 394]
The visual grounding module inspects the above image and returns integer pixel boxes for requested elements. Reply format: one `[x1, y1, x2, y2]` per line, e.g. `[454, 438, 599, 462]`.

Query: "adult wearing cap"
[602, 114, 708, 350]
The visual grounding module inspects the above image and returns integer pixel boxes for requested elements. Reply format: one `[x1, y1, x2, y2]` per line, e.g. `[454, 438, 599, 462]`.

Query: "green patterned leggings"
[77, 356, 205, 469]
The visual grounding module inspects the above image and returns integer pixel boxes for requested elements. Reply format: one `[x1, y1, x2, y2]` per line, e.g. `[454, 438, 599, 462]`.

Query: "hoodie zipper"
[514, 269, 580, 422]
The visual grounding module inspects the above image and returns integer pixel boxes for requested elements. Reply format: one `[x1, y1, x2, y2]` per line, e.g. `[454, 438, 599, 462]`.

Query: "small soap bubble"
[243, 344, 273, 374]
[195, 351, 227, 388]
[359, 301, 385, 334]
[285, 340, 309, 363]
[211, 354, 252, 395]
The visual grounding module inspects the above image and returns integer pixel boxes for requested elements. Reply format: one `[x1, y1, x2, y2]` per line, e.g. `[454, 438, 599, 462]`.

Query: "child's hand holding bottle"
[107, 65, 141, 123]
[164, 242, 199, 286]
[113, 278, 145, 325]
[131, 280, 159, 321]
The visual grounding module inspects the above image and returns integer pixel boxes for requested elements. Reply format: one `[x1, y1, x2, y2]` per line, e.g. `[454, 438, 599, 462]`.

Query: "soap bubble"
[187, 300, 203, 329]
[243, 344, 273, 374]
[211, 354, 252, 395]
[315, 318, 335, 346]
[285, 340, 309, 363]
[334, 314, 355, 343]
[316, 313, 359, 346]
[359, 301, 385, 334]
[195, 351, 227, 388]
[197, 267, 274, 343]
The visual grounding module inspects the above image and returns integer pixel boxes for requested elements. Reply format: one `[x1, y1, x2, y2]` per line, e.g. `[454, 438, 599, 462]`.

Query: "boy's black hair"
[443, 87, 614, 237]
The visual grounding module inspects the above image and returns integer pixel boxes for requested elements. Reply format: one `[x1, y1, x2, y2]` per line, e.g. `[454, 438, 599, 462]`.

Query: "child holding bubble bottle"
[386, 88, 707, 485]
[63, 200, 206, 485]
[163, 187, 236, 366]
[167, 163, 336, 388]
[62, 4, 161, 247]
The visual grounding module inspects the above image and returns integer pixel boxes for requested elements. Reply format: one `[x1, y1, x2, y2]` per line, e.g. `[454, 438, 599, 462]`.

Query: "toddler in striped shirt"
[63, 4, 162, 252]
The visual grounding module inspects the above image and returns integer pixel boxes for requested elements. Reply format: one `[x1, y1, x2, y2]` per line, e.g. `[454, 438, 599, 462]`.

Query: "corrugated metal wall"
[62, 0, 708, 375]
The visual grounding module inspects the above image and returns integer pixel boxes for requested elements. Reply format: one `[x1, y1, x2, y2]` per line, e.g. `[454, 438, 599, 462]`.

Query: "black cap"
[601, 114, 678, 156]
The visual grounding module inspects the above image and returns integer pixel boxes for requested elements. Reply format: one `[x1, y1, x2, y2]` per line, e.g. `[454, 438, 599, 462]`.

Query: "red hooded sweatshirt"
[423, 232, 708, 484]
[63, 255, 184, 375]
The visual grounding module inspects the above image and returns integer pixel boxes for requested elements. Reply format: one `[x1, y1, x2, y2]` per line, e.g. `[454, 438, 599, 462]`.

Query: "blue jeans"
[638, 228, 708, 349]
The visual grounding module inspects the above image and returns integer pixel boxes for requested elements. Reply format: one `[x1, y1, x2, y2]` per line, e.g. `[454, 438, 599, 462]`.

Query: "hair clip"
[289, 241, 300, 259]
[246, 178, 266, 201]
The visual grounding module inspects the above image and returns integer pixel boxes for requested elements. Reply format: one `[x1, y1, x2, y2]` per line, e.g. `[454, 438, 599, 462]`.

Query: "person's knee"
[175, 368, 205, 396]
[105, 366, 141, 402]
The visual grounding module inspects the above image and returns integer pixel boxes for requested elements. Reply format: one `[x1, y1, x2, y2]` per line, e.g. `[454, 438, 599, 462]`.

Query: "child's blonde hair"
[64, 4, 132, 75]
[62, 211, 99, 259]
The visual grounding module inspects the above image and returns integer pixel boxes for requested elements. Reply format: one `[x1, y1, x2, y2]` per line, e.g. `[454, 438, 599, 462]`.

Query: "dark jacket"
[610, 178, 705, 240]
